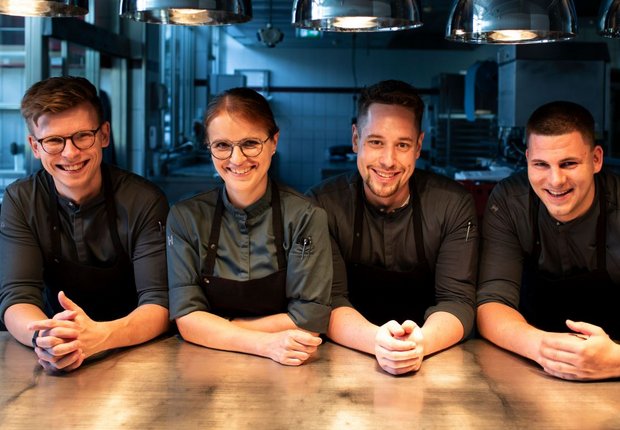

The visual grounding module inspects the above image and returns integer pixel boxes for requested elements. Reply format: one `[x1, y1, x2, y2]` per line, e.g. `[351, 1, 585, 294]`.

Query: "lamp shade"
[598, 0, 620, 38]
[292, 0, 423, 32]
[120, 0, 252, 25]
[0, 0, 88, 17]
[445, 0, 577, 44]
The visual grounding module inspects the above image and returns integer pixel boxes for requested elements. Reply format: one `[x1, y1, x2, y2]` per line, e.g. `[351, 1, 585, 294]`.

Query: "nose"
[378, 144, 397, 167]
[229, 144, 246, 163]
[549, 166, 565, 187]
[60, 137, 81, 158]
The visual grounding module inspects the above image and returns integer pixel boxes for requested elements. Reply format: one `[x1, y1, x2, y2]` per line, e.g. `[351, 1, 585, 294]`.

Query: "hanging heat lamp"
[0, 0, 88, 17]
[119, 0, 252, 25]
[445, 0, 578, 44]
[292, 0, 423, 32]
[599, 0, 620, 38]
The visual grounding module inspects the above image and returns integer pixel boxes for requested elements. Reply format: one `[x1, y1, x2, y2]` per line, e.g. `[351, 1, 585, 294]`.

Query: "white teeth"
[375, 171, 396, 178]
[548, 189, 569, 197]
[230, 166, 252, 174]
[62, 162, 85, 171]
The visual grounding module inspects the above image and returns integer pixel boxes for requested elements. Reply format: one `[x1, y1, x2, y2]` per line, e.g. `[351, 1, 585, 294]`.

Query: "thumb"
[58, 291, 82, 313]
[401, 320, 417, 335]
[383, 320, 406, 337]
[292, 330, 322, 346]
[565, 319, 605, 337]
[53, 309, 79, 321]
[412, 325, 424, 343]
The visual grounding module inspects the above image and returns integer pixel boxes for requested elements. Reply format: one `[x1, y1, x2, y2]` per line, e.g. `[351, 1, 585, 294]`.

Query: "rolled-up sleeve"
[477, 182, 526, 309]
[285, 204, 332, 333]
[425, 191, 478, 338]
[327, 235, 351, 309]
[166, 204, 211, 320]
[0, 189, 46, 323]
[306, 187, 351, 310]
[131, 192, 170, 308]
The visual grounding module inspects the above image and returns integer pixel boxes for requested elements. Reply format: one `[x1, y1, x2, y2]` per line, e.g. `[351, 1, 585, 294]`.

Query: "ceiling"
[225, 0, 604, 50]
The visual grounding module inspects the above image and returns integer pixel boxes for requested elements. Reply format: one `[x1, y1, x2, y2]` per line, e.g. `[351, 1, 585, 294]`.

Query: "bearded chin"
[364, 175, 400, 198]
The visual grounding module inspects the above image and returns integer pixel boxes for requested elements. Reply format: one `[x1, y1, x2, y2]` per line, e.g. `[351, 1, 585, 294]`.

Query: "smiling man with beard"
[0, 76, 169, 372]
[308, 80, 478, 375]
[477, 101, 620, 381]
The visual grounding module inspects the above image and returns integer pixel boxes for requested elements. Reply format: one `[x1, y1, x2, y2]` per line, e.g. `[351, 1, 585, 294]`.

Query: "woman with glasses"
[0, 76, 169, 372]
[166, 88, 332, 366]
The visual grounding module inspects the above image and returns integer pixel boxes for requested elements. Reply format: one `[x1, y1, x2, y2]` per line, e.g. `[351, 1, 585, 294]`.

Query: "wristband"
[31, 330, 40, 349]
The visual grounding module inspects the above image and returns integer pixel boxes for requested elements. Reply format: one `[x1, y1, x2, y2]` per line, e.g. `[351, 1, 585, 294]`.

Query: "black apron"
[520, 175, 620, 339]
[346, 176, 436, 326]
[43, 164, 137, 321]
[199, 182, 288, 318]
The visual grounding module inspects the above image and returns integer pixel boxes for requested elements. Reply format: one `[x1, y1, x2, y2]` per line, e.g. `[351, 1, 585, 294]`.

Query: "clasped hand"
[538, 319, 620, 381]
[27, 291, 103, 372]
[265, 330, 322, 366]
[375, 320, 424, 375]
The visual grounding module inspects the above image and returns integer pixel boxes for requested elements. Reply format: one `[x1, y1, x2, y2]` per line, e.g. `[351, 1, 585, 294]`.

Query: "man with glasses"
[0, 76, 169, 372]
[307, 80, 478, 375]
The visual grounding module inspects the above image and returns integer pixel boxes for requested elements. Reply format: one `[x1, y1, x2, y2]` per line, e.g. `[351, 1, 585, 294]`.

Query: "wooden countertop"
[1, 333, 619, 429]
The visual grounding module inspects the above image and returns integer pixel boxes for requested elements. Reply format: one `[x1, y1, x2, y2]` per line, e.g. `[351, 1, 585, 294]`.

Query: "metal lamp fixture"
[292, 0, 423, 32]
[598, 0, 620, 38]
[445, 0, 578, 44]
[119, 0, 252, 25]
[0, 0, 88, 17]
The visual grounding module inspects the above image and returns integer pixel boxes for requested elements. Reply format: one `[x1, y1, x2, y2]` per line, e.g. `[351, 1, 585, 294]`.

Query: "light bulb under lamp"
[333, 17, 378, 29]
[489, 29, 539, 42]
[0, 0, 88, 17]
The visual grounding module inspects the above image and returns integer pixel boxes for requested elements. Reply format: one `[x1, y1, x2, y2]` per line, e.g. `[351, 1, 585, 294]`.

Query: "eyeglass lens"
[41, 129, 98, 154]
[209, 139, 265, 159]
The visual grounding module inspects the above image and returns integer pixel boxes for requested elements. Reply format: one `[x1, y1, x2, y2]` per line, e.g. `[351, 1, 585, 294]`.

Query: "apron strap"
[410, 175, 427, 267]
[204, 188, 226, 276]
[596, 174, 607, 271]
[530, 187, 542, 262]
[101, 164, 126, 254]
[47, 173, 62, 263]
[351, 177, 365, 263]
[270, 181, 287, 271]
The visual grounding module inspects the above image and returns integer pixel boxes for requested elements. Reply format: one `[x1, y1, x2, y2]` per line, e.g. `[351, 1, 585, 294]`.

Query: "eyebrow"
[211, 137, 263, 143]
[529, 157, 580, 164]
[365, 133, 415, 142]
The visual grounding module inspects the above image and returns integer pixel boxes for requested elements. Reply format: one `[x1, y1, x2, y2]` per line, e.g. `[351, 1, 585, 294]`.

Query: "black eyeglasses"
[207, 135, 271, 160]
[34, 124, 103, 155]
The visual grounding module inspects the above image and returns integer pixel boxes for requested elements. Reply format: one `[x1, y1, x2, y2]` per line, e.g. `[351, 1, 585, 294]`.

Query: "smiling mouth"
[58, 161, 88, 172]
[228, 166, 254, 175]
[546, 189, 572, 197]
[372, 168, 399, 179]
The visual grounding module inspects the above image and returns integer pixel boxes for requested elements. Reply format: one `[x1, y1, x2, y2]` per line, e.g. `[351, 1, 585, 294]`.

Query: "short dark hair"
[21, 76, 104, 133]
[204, 87, 279, 144]
[526, 101, 595, 148]
[357, 80, 424, 131]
